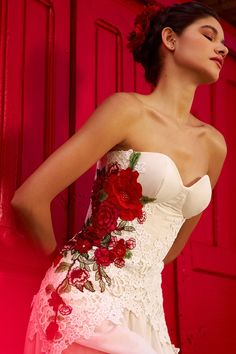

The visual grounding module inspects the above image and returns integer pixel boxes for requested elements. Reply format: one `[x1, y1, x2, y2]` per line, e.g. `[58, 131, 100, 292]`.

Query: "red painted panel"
[0, 1, 70, 353]
[213, 60, 236, 249]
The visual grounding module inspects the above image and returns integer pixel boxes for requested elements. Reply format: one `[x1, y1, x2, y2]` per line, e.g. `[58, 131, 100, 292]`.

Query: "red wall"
[0, 0, 235, 353]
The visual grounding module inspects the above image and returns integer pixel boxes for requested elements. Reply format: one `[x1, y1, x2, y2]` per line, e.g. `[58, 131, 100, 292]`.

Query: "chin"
[196, 68, 220, 85]
[208, 76, 220, 84]
[203, 75, 219, 84]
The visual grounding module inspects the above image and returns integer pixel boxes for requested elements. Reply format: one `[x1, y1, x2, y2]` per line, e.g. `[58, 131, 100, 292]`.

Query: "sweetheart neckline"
[107, 149, 211, 190]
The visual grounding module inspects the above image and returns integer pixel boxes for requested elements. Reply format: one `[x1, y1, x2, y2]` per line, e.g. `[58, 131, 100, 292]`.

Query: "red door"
[0, 1, 71, 353]
[0, 1, 236, 353]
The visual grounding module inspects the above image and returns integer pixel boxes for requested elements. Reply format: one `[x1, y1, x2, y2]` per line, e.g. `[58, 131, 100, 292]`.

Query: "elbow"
[163, 256, 175, 265]
[11, 190, 50, 214]
[11, 190, 32, 212]
[11, 193, 24, 210]
[11, 183, 52, 209]
[163, 251, 179, 265]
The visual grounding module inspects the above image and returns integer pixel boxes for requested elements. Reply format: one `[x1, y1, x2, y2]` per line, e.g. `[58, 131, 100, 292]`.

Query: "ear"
[161, 27, 176, 51]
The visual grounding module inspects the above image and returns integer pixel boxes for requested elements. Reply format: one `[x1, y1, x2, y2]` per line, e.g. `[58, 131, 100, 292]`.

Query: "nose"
[215, 44, 229, 58]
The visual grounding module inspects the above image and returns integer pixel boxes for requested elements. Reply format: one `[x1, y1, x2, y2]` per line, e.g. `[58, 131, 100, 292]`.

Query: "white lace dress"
[24, 150, 212, 354]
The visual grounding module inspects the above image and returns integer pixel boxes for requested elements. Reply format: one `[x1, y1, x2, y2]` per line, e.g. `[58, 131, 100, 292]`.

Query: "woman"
[11, 1, 228, 353]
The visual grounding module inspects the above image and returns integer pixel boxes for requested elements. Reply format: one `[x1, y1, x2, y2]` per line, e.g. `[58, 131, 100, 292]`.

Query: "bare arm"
[163, 127, 227, 264]
[11, 92, 140, 256]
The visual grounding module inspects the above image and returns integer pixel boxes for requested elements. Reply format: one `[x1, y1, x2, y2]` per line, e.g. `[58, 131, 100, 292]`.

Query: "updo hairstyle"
[127, 1, 220, 86]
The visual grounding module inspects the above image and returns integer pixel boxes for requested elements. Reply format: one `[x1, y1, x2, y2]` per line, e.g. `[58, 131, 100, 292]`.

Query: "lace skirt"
[24, 308, 179, 354]
[23, 249, 180, 354]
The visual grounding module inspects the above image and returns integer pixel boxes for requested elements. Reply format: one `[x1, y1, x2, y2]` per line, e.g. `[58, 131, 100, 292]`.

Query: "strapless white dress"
[24, 150, 212, 354]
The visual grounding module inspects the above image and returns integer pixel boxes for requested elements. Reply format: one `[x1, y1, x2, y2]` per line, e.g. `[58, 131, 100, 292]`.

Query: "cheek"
[175, 38, 205, 65]
[173, 39, 220, 83]
[174, 49, 200, 70]
[176, 42, 216, 78]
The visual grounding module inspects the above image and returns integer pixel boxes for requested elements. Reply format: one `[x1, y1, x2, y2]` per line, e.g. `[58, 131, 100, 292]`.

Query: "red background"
[0, 0, 235, 353]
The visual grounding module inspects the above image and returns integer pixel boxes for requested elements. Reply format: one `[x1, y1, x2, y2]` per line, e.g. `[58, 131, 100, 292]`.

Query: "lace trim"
[106, 149, 146, 174]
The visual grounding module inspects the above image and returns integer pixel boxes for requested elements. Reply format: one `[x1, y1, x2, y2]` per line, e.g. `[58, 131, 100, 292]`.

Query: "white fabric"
[24, 150, 212, 354]
[107, 150, 212, 219]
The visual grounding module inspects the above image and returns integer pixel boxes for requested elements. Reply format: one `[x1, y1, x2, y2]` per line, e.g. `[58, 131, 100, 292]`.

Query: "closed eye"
[203, 34, 213, 41]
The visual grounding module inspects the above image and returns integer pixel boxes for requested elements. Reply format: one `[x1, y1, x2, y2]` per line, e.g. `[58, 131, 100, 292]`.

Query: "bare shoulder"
[97, 91, 144, 149]
[191, 113, 227, 155]
[204, 123, 227, 157]
[100, 91, 142, 122]
[203, 122, 227, 188]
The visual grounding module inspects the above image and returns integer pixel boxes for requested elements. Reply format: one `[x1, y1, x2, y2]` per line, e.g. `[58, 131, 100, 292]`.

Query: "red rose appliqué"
[74, 238, 92, 254]
[68, 267, 90, 286]
[126, 237, 136, 250]
[104, 168, 143, 221]
[94, 247, 112, 267]
[92, 201, 119, 238]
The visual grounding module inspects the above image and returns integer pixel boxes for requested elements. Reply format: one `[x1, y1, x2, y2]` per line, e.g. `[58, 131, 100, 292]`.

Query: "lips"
[210, 57, 223, 69]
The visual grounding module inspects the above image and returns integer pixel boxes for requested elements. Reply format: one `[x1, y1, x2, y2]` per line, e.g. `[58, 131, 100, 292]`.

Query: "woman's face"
[173, 16, 228, 84]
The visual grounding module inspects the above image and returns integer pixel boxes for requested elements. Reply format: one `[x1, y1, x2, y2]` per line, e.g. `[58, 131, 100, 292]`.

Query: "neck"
[148, 68, 198, 124]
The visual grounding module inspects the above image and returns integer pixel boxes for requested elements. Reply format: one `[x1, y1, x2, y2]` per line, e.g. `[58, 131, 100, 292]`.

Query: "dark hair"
[127, 1, 220, 86]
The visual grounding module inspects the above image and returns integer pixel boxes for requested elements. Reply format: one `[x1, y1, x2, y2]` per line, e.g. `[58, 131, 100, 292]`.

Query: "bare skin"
[11, 16, 228, 264]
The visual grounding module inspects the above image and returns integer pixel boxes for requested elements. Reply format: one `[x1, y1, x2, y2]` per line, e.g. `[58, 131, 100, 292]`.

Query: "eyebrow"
[200, 25, 225, 44]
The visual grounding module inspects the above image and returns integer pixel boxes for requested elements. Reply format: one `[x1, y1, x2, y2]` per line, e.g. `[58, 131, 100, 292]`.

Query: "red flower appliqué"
[126, 237, 136, 250]
[48, 291, 65, 312]
[45, 151, 156, 343]
[94, 247, 112, 267]
[46, 321, 60, 341]
[92, 201, 119, 237]
[104, 168, 143, 221]
[74, 238, 92, 254]
[58, 304, 72, 316]
[80, 225, 103, 247]
[113, 239, 127, 258]
[114, 258, 125, 268]
[68, 267, 90, 286]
